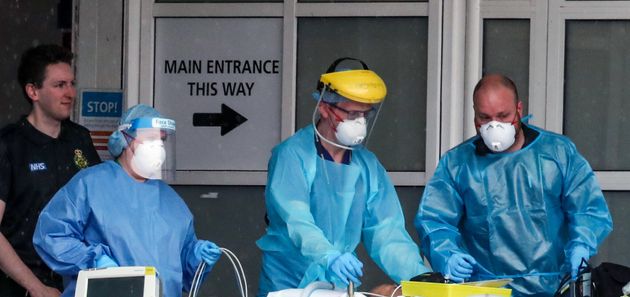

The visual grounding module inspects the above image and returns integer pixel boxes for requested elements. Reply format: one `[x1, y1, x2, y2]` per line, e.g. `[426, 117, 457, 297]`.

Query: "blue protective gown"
[257, 125, 427, 297]
[33, 161, 205, 297]
[415, 125, 612, 297]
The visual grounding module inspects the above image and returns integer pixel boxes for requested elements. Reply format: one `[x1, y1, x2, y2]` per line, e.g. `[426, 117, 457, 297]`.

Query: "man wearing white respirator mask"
[257, 58, 430, 297]
[33, 104, 222, 297]
[415, 74, 612, 297]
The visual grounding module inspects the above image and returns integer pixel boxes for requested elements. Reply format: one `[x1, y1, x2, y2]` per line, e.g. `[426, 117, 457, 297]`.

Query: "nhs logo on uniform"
[29, 162, 47, 171]
[81, 91, 123, 117]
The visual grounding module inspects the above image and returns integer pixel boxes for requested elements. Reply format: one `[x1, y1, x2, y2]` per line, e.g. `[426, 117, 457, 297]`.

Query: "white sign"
[154, 18, 282, 171]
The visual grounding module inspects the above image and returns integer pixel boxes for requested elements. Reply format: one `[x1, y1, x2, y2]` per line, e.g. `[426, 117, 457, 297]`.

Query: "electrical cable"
[188, 247, 248, 297]
[360, 293, 387, 297]
[358, 285, 402, 297]
[390, 285, 402, 297]
[357, 284, 402, 297]
[221, 247, 248, 297]
[189, 261, 206, 297]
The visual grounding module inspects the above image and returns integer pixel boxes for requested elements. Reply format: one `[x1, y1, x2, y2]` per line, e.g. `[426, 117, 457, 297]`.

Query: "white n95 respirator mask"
[479, 120, 516, 152]
[335, 117, 367, 146]
[131, 140, 166, 179]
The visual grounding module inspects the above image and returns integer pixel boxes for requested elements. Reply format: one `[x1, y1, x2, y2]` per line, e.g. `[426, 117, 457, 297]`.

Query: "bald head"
[473, 74, 519, 105]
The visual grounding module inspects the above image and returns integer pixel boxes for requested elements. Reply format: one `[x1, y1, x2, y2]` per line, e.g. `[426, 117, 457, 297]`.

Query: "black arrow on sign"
[193, 104, 248, 136]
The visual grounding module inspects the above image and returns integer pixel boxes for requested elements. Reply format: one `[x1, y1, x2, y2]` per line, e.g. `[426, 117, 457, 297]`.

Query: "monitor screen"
[74, 266, 161, 297]
[86, 276, 145, 297]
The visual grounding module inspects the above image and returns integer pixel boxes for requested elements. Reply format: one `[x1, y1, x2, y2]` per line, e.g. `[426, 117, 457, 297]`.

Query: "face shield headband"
[119, 117, 176, 134]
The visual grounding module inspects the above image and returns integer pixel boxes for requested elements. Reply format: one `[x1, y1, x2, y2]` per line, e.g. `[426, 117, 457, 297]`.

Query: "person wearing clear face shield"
[32, 104, 221, 297]
[256, 58, 430, 297]
[415, 74, 613, 297]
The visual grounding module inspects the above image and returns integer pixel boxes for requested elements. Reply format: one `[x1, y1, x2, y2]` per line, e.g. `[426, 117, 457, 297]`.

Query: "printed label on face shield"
[152, 118, 176, 131]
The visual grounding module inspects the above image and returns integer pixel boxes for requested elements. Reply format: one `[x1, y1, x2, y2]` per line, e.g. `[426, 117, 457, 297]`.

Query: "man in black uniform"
[0, 44, 101, 297]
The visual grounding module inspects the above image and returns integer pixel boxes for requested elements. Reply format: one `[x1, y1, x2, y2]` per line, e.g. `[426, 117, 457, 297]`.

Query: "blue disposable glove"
[194, 240, 222, 267]
[327, 252, 363, 286]
[95, 254, 119, 268]
[569, 244, 590, 280]
[444, 253, 476, 283]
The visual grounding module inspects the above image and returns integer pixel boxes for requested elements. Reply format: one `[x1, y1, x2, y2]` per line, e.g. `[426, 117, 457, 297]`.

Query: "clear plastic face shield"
[312, 86, 383, 150]
[121, 117, 176, 181]
[311, 58, 386, 150]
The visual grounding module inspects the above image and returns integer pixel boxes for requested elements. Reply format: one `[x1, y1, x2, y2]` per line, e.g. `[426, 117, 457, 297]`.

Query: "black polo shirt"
[0, 116, 100, 287]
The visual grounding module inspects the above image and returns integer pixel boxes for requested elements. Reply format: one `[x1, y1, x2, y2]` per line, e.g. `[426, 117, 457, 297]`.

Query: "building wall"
[0, 0, 67, 127]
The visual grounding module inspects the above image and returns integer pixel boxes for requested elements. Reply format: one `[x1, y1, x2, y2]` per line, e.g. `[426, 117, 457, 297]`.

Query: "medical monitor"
[74, 266, 161, 297]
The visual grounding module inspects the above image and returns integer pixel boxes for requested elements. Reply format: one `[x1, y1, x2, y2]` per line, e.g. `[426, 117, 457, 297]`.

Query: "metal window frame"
[125, 0, 441, 185]
[547, 0, 630, 190]
[460, 0, 548, 141]
[459, 0, 630, 191]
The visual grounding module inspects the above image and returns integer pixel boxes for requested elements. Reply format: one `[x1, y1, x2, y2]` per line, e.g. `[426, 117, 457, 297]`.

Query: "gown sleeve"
[560, 141, 613, 255]
[362, 162, 429, 283]
[266, 146, 338, 265]
[414, 155, 467, 274]
[33, 178, 112, 276]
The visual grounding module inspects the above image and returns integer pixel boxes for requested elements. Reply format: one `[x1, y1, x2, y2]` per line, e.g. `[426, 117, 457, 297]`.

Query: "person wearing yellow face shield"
[256, 58, 430, 297]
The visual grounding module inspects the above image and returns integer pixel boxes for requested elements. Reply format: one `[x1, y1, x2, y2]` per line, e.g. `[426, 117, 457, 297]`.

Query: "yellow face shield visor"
[319, 69, 387, 104]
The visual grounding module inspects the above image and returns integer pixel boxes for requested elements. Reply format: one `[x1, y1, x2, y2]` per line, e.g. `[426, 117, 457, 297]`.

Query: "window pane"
[297, 17, 428, 171]
[156, 0, 282, 3]
[300, 0, 425, 3]
[564, 20, 630, 171]
[590, 191, 630, 269]
[157, 0, 425, 1]
[483, 19, 530, 115]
